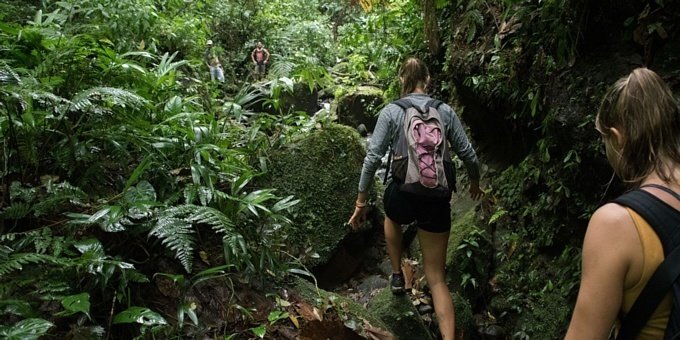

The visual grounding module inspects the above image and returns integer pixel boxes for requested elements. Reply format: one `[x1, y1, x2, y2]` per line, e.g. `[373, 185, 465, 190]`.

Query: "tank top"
[254, 49, 265, 62]
[619, 208, 671, 339]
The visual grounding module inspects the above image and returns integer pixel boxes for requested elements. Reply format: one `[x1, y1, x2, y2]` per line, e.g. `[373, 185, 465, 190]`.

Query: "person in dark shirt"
[250, 41, 270, 81]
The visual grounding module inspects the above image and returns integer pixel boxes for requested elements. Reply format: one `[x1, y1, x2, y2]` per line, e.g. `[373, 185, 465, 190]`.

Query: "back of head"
[596, 67, 680, 185]
[399, 57, 429, 96]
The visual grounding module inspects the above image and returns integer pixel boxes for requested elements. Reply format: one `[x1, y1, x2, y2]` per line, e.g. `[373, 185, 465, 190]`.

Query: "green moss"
[453, 291, 474, 335]
[446, 208, 478, 266]
[292, 277, 389, 331]
[268, 123, 376, 265]
[367, 289, 433, 340]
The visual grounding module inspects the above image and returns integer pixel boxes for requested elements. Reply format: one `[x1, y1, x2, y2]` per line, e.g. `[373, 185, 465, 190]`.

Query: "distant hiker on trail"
[566, 68, 680, 339]
[251, 41, 270, 81]
[348, 57, 483, 340]
[204, 40, 224, 82]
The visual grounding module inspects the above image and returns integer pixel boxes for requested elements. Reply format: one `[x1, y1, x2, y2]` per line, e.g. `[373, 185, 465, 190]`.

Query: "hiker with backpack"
[348, 57, 483, 340]
[251, 41, 269, 81]
[565, 68, 680, 339]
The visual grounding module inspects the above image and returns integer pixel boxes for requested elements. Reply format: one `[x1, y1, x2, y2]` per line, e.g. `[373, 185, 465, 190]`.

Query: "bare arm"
[251, 49, 256, 63]
[264, 48, 270, 62]
[565, 203, 639, 339]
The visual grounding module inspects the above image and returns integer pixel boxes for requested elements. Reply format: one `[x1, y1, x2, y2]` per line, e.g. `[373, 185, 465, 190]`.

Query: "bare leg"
[384, 216, 403, 273]
[418, 228, 455, 339]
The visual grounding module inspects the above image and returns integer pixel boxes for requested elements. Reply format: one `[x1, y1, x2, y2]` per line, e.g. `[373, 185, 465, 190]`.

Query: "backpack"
[385, 98, 456, 198]
[612, 184, 680, 340]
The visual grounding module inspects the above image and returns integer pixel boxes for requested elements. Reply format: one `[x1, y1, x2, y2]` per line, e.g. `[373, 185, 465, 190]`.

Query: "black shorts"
[383, 181, 452, 233]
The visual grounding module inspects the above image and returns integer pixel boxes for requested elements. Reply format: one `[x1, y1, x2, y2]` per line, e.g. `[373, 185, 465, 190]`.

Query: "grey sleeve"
[445, 105, 480, 182]
[358, 106, 396, 192]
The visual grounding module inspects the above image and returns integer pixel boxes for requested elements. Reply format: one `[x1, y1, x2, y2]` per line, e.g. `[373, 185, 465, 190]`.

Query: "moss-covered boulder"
[268, 123, 375, 266]
[336, 86, 384, 131]
[292, 277, 392, 338]
[367, 288, 433, 340]
[249, 81, 320, 115]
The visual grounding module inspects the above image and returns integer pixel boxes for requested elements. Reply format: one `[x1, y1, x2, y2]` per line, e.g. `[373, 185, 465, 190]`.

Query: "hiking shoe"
[390, 273, 406, 295]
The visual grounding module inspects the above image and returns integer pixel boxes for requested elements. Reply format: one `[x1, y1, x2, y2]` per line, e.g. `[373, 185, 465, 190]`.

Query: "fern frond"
[0, 63, 22, 85]
[16, 133, 38, 166]
[1, 202, 31, 220]
[29, 89, 69, 113]
[268, 60, 296, 79]
[190, 206, 234, 232]
[32, 182, 88, 217]
[0, 253, 57, 276]
[150, 210, 196, 273]
[69, 86, 149, 113]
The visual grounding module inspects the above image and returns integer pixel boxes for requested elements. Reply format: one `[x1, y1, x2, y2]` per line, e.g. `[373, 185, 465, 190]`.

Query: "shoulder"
[589, 203, 634, 230]
[381, 102, 403, 116]
[583, 203, 638, 260]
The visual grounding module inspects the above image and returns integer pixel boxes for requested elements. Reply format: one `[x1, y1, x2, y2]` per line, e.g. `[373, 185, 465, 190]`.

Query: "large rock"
[367, 289, 433, 340]
[248, 80, 320, 115]
[336, 86, 384, 132]
[267, 123, 376, 266]
[292, 277, 392, 339]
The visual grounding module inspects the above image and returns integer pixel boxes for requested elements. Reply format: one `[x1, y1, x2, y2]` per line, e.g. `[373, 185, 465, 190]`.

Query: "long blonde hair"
[596, 67, 680, 186]
[399, 57, 429, 97]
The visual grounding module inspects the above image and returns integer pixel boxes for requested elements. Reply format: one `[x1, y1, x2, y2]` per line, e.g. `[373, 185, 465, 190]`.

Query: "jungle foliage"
[0, 0, 431, 338]
[2, 0, 676, 338]
[442, 0, 679, 337]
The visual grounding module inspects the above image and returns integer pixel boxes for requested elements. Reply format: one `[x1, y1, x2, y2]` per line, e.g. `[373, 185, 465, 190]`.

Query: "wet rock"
[357, 275, 389, 293]
[478, 324, 506, 339]
[417, 304, 434, 315]
[367, 289, 434, 340]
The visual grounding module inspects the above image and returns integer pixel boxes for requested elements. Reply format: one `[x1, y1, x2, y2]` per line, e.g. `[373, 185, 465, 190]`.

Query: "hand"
[469, 183, 484, 200]
[348, 206, 368, 230]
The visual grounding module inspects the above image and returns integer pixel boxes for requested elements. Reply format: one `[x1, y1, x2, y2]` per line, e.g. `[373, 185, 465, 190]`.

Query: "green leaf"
[74, 239, 104, 257]
[113, 307, 167, 326]
[0, 318, 54, 340]
[123, 158, 153, 194]
[58, 293, 91, 319]
[0, 299, 34, 318]
[250, 324, 266, 338]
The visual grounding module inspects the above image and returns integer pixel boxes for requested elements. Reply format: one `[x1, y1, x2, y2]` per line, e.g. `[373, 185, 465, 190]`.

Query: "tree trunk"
[423, 0, 440, 56]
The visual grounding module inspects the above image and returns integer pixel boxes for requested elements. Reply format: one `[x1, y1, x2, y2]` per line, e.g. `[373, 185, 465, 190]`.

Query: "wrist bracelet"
[355, 201, 367, 208]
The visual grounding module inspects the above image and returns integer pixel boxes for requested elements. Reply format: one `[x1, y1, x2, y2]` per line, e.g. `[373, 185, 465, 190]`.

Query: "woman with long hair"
[348, 57, 483, 339]
[566, 67, 680, 338]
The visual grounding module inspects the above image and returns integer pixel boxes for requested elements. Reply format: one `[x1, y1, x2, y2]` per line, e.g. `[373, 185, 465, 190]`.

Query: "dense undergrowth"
[442, 0, 680, 337]
[0, 0, 428, 338]
[2, 0, 679, 338]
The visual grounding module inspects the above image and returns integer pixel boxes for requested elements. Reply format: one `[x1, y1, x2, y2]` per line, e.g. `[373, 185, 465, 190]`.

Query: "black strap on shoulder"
[392, 98, 413, 111]
[426, 99, 443, 110]
[383, 99, 411, 184]
[614, 190, 680, 340]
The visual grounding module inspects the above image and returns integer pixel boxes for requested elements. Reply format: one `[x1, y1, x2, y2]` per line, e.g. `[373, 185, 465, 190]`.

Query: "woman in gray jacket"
[348, 57, 483, 340]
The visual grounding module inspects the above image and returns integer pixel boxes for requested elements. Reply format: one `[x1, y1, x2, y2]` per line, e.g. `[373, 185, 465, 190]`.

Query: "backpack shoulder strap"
[392, 98, 413, 111]
[425, 99, 444, 110]
[613, 190, 680, 340]
[383, 98, 412, 185]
